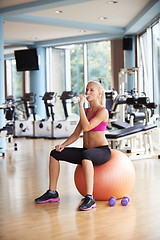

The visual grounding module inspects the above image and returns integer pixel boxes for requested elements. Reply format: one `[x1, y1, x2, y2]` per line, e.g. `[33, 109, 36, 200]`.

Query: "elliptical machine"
[14, 93, 36, 137]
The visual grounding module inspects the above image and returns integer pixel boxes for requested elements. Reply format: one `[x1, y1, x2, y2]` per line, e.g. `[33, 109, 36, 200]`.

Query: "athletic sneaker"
[79, 194, 96, 211]
[35, 190, 60, 204]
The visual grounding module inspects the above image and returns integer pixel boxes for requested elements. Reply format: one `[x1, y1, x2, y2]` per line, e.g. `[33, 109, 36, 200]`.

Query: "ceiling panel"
[4, 21, 97, 42]
[0, 0, 38, 8]
[1, 0, 159, 55]
[30, 0, 150, 27]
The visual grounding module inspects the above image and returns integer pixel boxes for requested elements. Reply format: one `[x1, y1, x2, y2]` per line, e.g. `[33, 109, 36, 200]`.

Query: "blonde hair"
[87, 81, 106, 107]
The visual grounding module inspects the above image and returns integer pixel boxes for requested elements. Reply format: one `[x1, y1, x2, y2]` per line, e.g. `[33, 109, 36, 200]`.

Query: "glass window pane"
[152, 21, 160, 117]
[50, 48, 66, 119]
[70, 44, 84, 114]
[138, 19, 160, 125]
[6, 59, 23, 98]
[70, 44, 84, 93]
[87, 41, 111, 90]
[11, 60, 22, 98]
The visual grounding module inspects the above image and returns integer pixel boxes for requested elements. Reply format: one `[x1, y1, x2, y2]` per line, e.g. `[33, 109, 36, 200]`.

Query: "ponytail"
[100, 89, 106, 107]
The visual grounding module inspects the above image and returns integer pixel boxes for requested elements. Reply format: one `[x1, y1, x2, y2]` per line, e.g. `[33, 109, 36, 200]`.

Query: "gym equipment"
[126, 95, 152, 126]
[74, 149, 135, 201]
[151, 127, 160, 151]
[34, 92, 56, 138]
[108, 68, 158, 131]
[106, 94, 158, 159]
[0, 100, 18, 154]
[118, 68, 140, 123]
[0, 128, 7, 157]
[53, 91, 80, 138]
[34, 91, 80, 138]
[105, 77, 158, 156]
[14, 93, 36, 137]
[106, 124, 157, 160]
[3, 96, 17, 137]
[108, 91, 148, 129]
[119, 68, 140, 96]
[109, 196, 117, 206]
[121, 196, 130, 206]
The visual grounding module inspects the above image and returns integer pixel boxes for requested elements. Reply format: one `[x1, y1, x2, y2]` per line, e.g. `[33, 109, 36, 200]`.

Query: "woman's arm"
[55, 121, 82, 152]
[79, 103, 91, 131]
[79, 99, 108, 132]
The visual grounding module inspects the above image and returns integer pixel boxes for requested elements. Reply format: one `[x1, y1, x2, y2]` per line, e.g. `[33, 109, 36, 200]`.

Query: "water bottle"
[72, 95, 88, 103]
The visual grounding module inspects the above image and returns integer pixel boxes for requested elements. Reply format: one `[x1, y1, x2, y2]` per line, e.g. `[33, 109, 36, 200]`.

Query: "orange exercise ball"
[74, 149, 136, 200]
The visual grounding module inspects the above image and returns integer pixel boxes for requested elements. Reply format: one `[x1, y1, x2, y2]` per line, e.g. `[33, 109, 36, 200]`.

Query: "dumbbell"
[121, 196, 130, 206]
[109, 196, 117, 206]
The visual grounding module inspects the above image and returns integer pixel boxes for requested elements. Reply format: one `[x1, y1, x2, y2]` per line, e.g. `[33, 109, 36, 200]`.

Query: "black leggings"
[50, 145, 111, 166]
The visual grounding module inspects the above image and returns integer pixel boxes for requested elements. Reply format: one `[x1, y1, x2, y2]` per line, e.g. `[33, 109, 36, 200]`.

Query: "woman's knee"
[50, 150, 59, 162]
[50, 149, 56, 157]
[82, 159, 93, 166]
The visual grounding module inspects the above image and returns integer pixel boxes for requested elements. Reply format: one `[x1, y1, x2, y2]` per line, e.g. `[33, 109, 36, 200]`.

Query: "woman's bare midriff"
[83, 131, 108, 149]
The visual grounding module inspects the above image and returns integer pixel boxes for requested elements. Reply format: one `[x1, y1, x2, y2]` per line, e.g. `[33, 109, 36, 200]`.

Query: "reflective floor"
[0, 137, 160, 240]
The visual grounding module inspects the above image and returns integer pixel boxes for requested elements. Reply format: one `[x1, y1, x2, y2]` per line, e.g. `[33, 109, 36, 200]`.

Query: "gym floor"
[0, 137, 160, 240]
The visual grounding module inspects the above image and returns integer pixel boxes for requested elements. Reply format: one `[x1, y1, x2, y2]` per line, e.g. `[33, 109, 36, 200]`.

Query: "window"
[46, 47, 66, 118]
[5, 59, 23, 98]
[138, 18, 160, 121]
[69, 41, 111, 93]
[87, 41, 111, 90]
[46, 40, 111, 115]
[70, 44, 84, 114]
[152, 21, 160, 116]
[70, 44, 84, 94]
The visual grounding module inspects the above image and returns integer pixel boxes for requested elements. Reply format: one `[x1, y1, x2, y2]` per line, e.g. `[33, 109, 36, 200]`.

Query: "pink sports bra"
[85, 107, 108, 132]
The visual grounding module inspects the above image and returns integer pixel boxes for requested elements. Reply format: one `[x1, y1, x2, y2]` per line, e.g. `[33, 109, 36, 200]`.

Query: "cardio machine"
[53, 91, 80, 138]
[14, 93, 36, 137]
[34, 92, 56, 138]
[34, 91, 79, 138]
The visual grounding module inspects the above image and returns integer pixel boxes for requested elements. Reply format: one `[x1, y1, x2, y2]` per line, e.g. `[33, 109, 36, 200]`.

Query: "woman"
[35, 81, 111, 211]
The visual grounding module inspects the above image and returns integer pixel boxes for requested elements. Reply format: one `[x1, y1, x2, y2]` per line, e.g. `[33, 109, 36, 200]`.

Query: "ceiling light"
[99, 17, 108, 20]
[107, 1, 118, 4]
[79, 30, 86, 33]
[30, 37, 38, 40]
[55, 10, 63, 14]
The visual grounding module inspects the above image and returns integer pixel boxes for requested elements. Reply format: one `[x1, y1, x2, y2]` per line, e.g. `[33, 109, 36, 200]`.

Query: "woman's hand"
[77, 94, 87, 105]
[55, 144, 64, 152]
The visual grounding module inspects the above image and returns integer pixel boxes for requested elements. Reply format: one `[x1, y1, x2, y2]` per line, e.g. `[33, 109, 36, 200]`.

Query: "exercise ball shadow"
[74, 149, 136, 200]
